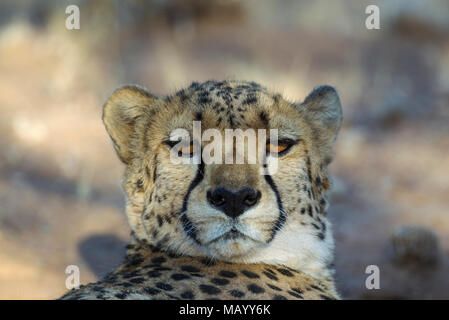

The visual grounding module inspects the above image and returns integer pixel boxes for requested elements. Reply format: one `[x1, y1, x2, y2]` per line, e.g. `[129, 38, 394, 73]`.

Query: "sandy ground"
[0, 1, 448, 299]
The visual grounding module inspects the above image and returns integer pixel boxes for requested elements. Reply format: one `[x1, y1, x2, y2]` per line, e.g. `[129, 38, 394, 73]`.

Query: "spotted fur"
[61, 80, 343, 300]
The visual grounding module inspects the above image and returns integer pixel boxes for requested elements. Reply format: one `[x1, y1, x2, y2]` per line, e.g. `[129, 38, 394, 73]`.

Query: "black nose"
[207, 187, 261, 219]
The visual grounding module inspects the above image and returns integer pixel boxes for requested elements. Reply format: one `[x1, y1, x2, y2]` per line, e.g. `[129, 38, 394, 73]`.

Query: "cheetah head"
[103, 80, 342, 279]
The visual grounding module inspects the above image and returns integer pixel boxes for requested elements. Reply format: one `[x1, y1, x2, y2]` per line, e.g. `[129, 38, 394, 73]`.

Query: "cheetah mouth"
[207, 228, 258, 245]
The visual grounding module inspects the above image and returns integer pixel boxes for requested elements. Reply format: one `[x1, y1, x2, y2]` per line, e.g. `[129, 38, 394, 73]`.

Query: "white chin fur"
[170, 208, 334, 280]
[230, 220, 334, 280]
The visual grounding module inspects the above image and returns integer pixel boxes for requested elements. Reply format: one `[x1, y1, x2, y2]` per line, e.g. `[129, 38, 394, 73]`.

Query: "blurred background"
[0, 0, 448, 299]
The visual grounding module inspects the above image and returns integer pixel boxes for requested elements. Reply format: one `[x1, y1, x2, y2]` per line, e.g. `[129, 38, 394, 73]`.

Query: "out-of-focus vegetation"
[0, 0, 448, 299]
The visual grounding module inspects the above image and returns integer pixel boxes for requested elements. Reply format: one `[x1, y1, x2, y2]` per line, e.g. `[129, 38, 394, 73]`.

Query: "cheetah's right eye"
[165, 140, 195, 158]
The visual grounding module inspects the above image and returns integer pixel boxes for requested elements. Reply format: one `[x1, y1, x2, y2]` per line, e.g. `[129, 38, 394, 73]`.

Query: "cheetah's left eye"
[266, 139, 296, 156]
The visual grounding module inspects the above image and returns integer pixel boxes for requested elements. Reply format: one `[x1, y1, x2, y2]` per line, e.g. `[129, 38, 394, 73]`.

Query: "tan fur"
[61, 80, 342, 300]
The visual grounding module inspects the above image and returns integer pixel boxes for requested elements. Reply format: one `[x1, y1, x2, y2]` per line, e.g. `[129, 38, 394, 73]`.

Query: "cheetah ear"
[300, 85, 343, 162]
[103, 85, 157, 164]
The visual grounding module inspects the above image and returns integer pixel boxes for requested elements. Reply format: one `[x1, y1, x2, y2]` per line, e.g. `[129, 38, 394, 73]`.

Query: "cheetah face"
[102, 81, 342, 273]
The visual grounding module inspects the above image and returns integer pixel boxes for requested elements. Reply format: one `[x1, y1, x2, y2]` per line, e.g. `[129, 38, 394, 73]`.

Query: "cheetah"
[61, 80, 343, 300]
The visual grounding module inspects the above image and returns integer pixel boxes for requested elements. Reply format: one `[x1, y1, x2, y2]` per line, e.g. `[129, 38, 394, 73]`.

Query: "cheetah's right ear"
[103, 85, 157, 164]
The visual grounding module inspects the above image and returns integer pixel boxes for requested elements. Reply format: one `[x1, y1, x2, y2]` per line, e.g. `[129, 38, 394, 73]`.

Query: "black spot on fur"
[122, 270, 141, 279]
[190, 273, 205, 278]
[151, 256, 166, 264]
[229, 290, 245, 298]
[180, 291, 195, 299]
[146, 270, 161, 278]
[288, 290, 303, 299]
[241, 270, 260, 279]
[243, 94, 258, 105]
[125, 254, 144, 267]
[277, 268, 294, 277]
[198, 91, 212, 104]
[181, 265, 201, 273]
[144, 287, 160, 295]
[119, 282, 133, 288]
[136, 179, 143, 190]
[199, 284, 221, 295]
[310, 285, 325, 292]
[114, 293, 128, 299]
[263, 271, 278, 281]
[153, 165, 158, 183]
[259, 111, 269, 125]
[171, 273, 190, 281]
[189, 82, 200, 90]
[154, 266, 171, 272]
[201, 258, 215, 266]
[247, 284, 265, 294]
[320, 294, 335, 300]
[157, 215, 163, 227]
[273, 295, 287, 300]
[195, 112, 203, 121]
[156, 282, 173, 291]
[218, 270, 237, 278]
[211, 278, 230, 286]
[129, 277, 145, 284]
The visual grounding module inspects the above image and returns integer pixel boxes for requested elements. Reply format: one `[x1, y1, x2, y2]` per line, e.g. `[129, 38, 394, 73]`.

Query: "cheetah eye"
[165, 140, 196, 158]
[179, 142, 195, 156]
[266, 139, 296, 156]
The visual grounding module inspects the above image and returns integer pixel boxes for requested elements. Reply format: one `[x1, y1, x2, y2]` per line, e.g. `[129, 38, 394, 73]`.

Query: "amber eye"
[179, 143, 195, 155]
[165, 140, 196, 158]
[266, 139, 295, 155]
[266, 143, 288, 153]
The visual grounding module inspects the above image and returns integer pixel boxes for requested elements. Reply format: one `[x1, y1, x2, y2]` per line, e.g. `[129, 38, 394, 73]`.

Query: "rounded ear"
[300, 85, 343, 162]
[102, 85, 157, 164]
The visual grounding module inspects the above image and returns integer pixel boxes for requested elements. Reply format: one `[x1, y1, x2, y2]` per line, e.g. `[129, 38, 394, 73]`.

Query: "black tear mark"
[264, 174, 286, 242]
[180, 161, 205, 244]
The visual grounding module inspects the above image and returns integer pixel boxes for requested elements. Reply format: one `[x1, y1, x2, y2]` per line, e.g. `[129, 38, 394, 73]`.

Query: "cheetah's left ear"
[300, 85, 343, 162]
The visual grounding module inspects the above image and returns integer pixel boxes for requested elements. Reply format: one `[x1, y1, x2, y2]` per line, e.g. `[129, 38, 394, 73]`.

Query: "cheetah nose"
[207, 187, 261, 219]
